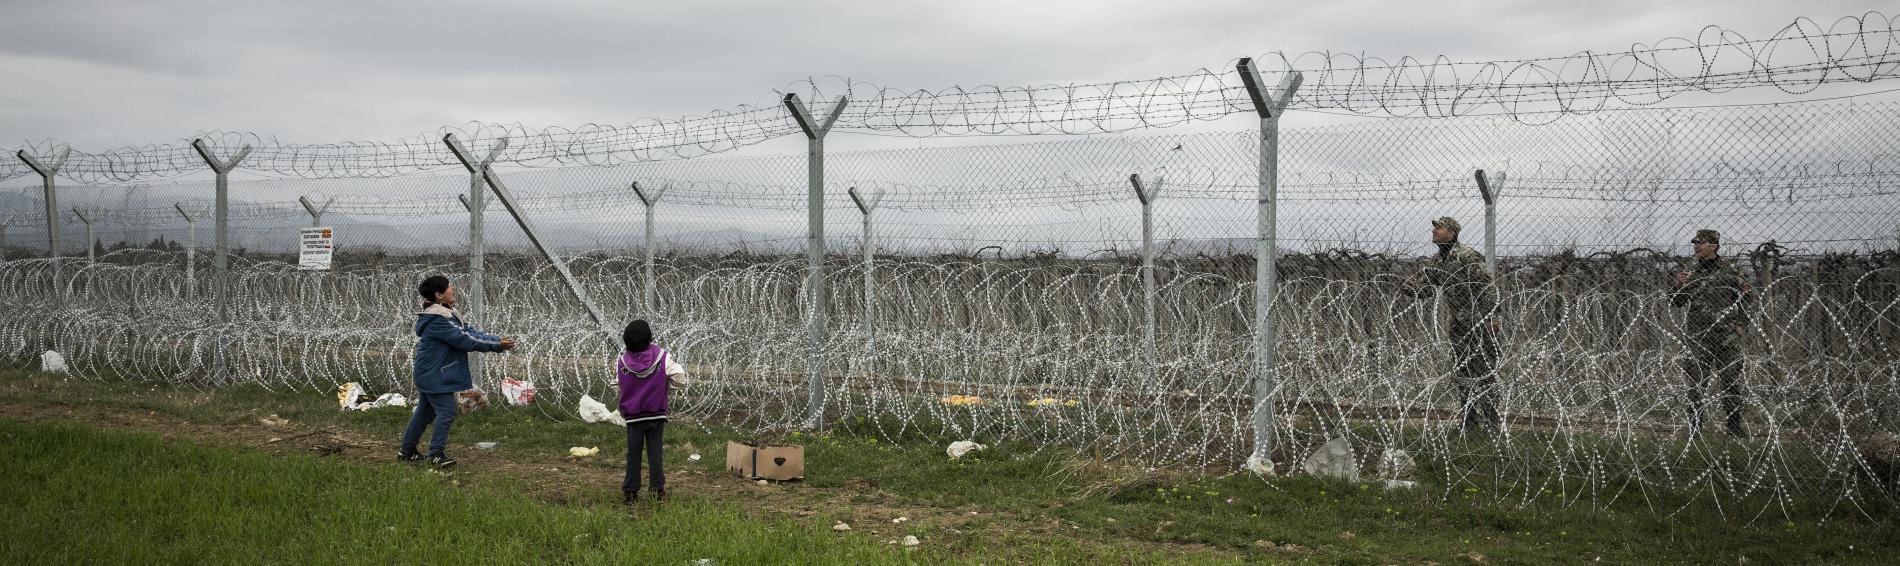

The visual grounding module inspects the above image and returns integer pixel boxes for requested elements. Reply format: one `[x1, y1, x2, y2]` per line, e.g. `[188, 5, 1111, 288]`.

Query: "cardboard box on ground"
[726, 441, 804, 481]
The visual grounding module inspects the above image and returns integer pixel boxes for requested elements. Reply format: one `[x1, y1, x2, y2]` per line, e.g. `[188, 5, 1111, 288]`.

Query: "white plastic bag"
[500, 378, 537, 406]
[338, 384, 405, 411]
[359, 392, 407, 410]
[39, 351, 66, 373]
[1378, 448, 1416, 480]
[1244, 453, 1277, 477]
[947, 440, 986, 459]
[1300, 437, 1360, 482]
[336, 382, 367, 410]
[578, 394, 626, 426]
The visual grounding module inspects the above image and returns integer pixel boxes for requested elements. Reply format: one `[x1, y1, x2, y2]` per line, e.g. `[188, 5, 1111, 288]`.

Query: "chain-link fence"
[4, 92, 1900, 519]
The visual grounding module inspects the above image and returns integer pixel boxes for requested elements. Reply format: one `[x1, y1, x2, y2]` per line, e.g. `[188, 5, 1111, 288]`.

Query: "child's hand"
[499, 337, 517, 351]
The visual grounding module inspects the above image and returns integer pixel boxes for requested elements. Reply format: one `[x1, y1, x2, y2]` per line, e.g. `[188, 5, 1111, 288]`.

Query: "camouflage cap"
[1691, 229, 1721, 244]
[1431, 216, 1462, 232]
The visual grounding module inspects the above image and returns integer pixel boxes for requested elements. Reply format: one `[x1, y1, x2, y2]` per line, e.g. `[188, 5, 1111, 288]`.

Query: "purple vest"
[617, 347, 671, 421]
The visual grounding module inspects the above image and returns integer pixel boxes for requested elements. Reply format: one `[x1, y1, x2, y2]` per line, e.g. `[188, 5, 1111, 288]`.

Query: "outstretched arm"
[466, 325, 502, 343]
[423, 317, 505, 353]
[665, 353, 690, 388]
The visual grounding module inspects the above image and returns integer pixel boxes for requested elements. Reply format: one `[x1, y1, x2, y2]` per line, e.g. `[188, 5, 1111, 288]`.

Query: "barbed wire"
[7, 100, 1895, 226]
[3, 12, 1897, 183]
[2, 250, 1895, 518]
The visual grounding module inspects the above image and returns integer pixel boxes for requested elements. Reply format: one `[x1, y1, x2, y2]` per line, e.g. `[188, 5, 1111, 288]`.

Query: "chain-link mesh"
[3, 98, 1898, 519]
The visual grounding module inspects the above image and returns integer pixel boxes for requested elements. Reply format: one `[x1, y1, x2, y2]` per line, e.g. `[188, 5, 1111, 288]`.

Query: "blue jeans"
[400, 392, 459, 457]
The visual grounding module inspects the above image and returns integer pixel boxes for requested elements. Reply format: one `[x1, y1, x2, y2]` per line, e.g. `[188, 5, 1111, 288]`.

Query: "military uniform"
[1672, 229, 1752, 437]
[1409, 217, 1503, 432]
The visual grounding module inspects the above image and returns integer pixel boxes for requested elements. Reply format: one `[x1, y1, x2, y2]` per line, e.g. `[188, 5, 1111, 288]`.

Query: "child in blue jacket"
[400, 275, 515, 467]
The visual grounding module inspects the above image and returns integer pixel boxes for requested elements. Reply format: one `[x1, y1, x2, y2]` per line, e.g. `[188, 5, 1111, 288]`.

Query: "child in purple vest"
[619, 319, 688, 503]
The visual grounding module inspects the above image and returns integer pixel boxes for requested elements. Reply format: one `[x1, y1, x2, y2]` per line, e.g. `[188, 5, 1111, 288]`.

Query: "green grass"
[3, 369, 1897, 564]
[0, 419, 946, 565]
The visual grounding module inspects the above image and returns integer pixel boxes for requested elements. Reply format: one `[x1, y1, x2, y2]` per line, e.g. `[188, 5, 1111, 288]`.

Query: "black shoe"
[430, 454, 457, 468]
[653, 489, 666, 502]
[398, 451, 424, 462]
[623, 491, 638, 504]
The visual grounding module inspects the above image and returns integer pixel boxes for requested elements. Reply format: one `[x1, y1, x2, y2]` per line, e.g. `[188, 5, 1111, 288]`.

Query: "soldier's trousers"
[1450, 329, 1503, 432]
[1681, 333, 1747, 437]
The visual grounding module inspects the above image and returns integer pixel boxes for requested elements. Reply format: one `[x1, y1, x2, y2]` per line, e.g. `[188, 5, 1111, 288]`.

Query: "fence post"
[455, 192, 476, 327]
[1475, 170, 1503, 275]
[632, 182, 666, 318]
[72, 207, 100, 262]
[847, 187, 883, 376]
[298, 195, 336, 316]
[449, 138, 506, 384]
[0, 212, 13, 255]
[298, 196, 335, 227]
[192, 140, 250, 385]
[1237, 57, 1303, 472]
[190, 139, 252, 327]
[16, 147, 72, 300]
[785, 92, 849, 429]
[1129, 173, 1163, 375]
[444, 134, 612, 339]
[175, 204, 206, 300]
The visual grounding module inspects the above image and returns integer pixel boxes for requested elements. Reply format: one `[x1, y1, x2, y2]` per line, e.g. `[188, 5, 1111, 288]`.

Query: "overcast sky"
[0, 0, 1887, 152]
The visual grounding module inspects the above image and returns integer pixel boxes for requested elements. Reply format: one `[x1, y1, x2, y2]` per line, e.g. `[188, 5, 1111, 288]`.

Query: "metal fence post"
[16, 147, 72, 300]
[298, 195, 337, 317]
[1475, 170, 1504, 275]
[1237, 58, 1303, 471]
[0, 212, 13, 255]
[298, 196, 335, 227]
[848, 187, 883, 376]
[444, 134, 612, 339]
[175, 204, 206, 300]
[191, 140, 251, 385]
[1129, 173, 1163, 375]
[190, 139, 252, 326]
[448, 137, 506, 384]
[784, 92, 849, 429]
[72, 207, 99, 262]
[632, 181, 666, 318]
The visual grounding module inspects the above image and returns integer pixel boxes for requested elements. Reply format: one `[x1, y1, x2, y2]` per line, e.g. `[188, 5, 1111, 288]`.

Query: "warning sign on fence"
[299, 227, 333, 270]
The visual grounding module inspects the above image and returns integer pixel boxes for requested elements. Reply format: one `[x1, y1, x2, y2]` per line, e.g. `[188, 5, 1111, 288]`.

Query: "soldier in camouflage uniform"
[1406, 217, 1503, 433]
[1671, 229, 1752, 438]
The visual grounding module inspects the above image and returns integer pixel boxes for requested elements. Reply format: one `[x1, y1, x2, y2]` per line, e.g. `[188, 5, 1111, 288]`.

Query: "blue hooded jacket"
[413, 303, 505, 394]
